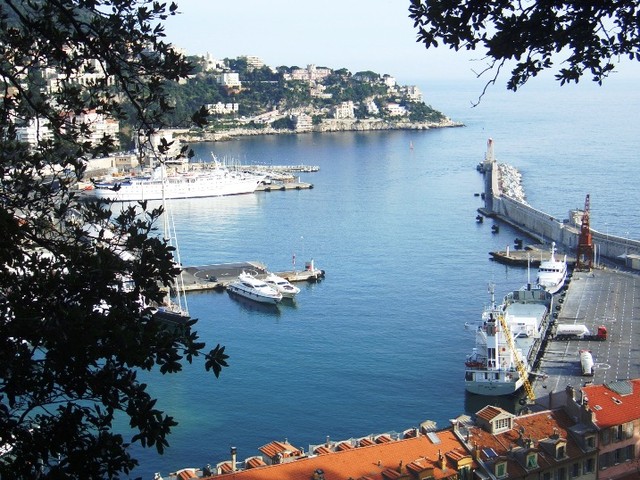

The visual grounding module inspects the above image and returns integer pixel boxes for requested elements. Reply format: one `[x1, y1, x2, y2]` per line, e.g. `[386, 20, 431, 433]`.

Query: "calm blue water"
[128, 78, 640, 478]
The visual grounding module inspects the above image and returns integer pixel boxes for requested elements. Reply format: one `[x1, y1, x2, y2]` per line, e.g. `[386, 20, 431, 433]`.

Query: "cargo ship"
[464, 282, 553, 396]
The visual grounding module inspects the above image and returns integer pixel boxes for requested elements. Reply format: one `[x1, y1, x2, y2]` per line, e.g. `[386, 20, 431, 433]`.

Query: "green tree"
[0, 1, 226, 478]
[409, 0, 640, 91]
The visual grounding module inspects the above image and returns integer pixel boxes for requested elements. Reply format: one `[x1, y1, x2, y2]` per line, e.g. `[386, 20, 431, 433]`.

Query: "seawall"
[481, 157, 640, 264]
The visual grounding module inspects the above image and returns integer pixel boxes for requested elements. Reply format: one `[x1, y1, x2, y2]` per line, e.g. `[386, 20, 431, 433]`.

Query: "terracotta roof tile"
[476, 405, 504, 422]
[245, 457, 266, 469]
[175, 468, 198, 480]
[314, 446, 332, 455]
[582, 379, 640, 428]
[258, 440, 302, 459]
[336, 442, 354, 451]
[207, 430, 470, 480]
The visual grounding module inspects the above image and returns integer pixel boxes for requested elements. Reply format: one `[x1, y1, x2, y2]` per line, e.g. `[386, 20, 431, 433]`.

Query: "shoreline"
[175, 117, 464, 143]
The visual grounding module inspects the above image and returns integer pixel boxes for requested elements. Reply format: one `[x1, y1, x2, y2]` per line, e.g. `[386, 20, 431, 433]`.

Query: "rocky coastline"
[176, 117, 464, 143]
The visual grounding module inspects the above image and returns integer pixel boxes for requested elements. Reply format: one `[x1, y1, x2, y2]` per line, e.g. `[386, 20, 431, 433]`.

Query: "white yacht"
[264, 273, 300, 298]
[227, 272, 282, 304]
[536, 242, 568, 294]
[84, 163, 264, 202]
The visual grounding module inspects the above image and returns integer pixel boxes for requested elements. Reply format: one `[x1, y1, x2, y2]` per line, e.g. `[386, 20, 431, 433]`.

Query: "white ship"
[464, 283, 553, 396]
[83, 163, 264, 202]
[536, 242, 568, 294]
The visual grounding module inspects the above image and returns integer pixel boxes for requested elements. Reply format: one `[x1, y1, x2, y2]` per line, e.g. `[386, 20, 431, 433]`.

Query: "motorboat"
[227, 271, 283, 304]
[536, 242, 568, 294]
[264, 272, 300, 298]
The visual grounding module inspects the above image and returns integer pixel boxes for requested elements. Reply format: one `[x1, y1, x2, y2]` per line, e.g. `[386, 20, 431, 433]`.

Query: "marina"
[178, 261, 325, 293]
[125, 81, 640, 479]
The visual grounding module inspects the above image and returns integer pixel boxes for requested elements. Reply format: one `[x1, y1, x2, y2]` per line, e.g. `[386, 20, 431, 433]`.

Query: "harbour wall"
[483, 159, 640, 265]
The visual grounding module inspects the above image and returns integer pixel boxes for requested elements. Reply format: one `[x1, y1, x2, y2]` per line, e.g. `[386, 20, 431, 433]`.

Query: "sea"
[126, 77, 640, 479]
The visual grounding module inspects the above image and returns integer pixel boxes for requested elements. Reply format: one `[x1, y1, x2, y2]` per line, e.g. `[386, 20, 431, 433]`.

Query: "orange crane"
[576, 194, 594, 271]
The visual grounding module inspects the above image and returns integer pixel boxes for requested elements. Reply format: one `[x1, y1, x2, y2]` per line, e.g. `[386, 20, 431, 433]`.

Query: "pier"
[531, 267, 640, 408]
[177, 261, 325, 293]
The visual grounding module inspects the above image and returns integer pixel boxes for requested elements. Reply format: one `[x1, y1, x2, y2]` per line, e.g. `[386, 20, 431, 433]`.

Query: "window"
[542, 472, 551, 480]
[586, 435, 595, 449]
[495, 418, 510, 430]
[583, 457, 595, 473]
[526, 453, 538, 469]
[602, 429, 610, 445]
[556, 467, 566, 480]
[599, 451, 610, 469]
[570, 462, 580, 478]
[458, 466, 471, 480]
[556, 444, 566, 459]
[614, 447, 623, 464]
[614, 425, 623, 442]
[496, 462, 507, 478]
[626, 444, 635, 461]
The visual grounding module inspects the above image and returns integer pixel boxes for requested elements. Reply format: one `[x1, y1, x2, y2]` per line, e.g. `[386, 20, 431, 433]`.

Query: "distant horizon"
[165, 0, 640, 87]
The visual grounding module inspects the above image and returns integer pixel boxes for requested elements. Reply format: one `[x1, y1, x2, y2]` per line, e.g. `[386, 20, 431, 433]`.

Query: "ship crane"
[576, 194, 594, 271]
[496, 313, 536, 403]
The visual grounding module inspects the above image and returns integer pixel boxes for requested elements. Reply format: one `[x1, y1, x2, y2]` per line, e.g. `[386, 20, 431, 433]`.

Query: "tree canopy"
[409, 0, 640, 91]
[0, 1, 226, 478]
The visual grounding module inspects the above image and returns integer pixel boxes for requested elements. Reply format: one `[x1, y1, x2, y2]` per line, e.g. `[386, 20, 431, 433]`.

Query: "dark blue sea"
[128, 78, 640, 478]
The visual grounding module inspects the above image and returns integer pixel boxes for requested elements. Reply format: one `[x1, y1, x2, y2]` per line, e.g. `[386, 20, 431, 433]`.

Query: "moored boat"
[464, 282, 553, 396]
[84, 162, 265, 202]
[536, 242, 568, 294]
[227, 271, 283, 304]
[264, 272, 300, 298]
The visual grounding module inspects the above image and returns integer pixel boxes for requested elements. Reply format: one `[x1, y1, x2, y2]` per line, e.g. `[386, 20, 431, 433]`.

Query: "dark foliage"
[409, 0, 640, 91]
[0, 1, 227, 478]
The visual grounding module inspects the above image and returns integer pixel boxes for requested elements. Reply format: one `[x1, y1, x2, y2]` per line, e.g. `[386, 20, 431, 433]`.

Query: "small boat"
[264, 272, 300, 298]
[536, 242, 568, 294]
[227, 271, 283, 304]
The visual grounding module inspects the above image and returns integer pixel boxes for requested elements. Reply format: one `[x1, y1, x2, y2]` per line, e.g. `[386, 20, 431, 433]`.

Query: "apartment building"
[565, 380, 640, 479]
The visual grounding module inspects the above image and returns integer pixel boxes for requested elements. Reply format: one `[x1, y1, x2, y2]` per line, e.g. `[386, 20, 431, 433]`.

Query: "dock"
[530, 267, 640, 408]
[176, 261, 325, 293]
[489, 244, 576, 267]
[256, 180, 313, 192]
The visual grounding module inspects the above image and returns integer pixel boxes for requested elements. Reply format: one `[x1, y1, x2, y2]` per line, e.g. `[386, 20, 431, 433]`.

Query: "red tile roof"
[258, 440, 302, 459]
[467, 409, 587, 478]
[582, 379, 640, 428]
[207, 430, 472, 480]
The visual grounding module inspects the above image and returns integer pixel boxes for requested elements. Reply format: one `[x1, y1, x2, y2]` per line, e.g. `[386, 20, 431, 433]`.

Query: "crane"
[576, 194, 594, 271]
[496, 312, 535, 403]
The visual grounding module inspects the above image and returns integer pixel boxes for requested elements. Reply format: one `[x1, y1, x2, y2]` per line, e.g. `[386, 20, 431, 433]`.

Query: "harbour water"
[127, 77, 640, 478]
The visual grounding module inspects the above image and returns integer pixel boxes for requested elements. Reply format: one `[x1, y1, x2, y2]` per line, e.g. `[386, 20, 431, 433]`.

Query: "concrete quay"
[177, 261, 325, 293]
[531, 267, 640, 407]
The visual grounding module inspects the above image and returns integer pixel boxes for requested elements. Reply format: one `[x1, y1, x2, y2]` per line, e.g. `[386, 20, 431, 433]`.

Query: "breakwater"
[481, 150, 640, 265]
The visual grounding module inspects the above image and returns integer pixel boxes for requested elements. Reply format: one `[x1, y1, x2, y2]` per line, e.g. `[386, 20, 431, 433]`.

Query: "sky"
[163, 0, 640, 89]
[163, 0, 480, 84]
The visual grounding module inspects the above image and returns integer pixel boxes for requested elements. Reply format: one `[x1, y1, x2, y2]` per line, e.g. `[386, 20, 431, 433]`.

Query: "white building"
[65, 110, 120, 148]
[404, 86, 423, 102]
[386, 103, 408, 117]
[206, 102, 239, 115]
[215, 72, 242, 89]
[16, 118, 53, 148]
[292, 113, 313, 132]
[243, 55, 265, 70]
[334, 101, 355, 119]
[382, 75, 397, 88]
[202, 53, 225, 72]
[284, 64, 332, 83]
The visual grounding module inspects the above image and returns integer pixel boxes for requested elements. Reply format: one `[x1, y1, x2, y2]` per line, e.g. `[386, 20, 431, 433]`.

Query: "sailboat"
[152, 162, 190, 326]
